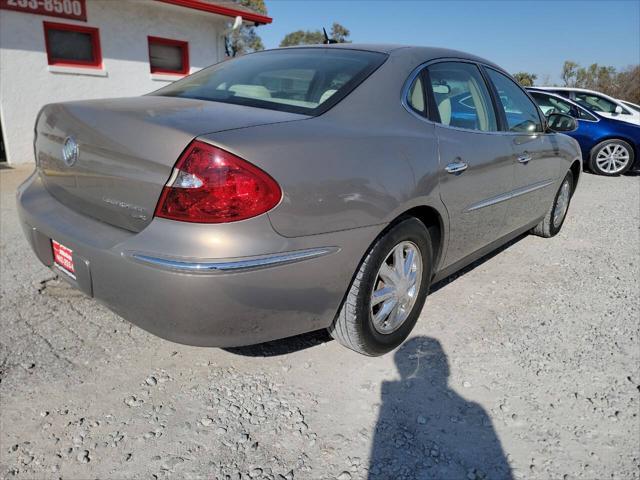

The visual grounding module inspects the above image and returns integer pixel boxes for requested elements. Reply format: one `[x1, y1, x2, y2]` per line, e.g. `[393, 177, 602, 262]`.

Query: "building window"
[43, 22, 101, 68]
[148, 36, 189, 75]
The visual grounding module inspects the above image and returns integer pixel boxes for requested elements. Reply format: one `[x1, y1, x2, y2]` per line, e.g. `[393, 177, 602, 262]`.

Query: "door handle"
[517, 153, 532, 164]
[445, 161, 468, 175]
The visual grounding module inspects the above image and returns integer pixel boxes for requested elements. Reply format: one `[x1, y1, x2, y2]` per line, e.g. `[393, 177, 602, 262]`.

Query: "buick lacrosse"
[18, 45, 580, 356]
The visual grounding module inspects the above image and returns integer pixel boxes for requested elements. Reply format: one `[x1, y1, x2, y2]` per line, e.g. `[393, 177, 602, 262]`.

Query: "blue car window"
[577, 108, 597, 121]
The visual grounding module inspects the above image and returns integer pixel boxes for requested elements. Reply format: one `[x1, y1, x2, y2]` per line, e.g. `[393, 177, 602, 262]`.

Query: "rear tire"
[531, 171, 574, 238]
[328, 218, 432, 356]
[589, 139, 634, 176]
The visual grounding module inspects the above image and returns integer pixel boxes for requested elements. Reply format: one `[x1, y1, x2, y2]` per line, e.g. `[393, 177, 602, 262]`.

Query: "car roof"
[621, 99, 640, 108]
[536, 87, 595, 93]
[535, 86, 623, 100]
[274, 44, 504, 71]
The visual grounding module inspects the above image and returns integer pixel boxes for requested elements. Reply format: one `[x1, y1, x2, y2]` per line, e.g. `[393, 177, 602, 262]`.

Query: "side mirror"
[546, 113, 577, 132]
[614, 105, 623, 114]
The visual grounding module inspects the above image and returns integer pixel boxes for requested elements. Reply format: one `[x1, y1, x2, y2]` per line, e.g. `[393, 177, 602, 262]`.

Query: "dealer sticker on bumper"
[52, 240, 75, 279]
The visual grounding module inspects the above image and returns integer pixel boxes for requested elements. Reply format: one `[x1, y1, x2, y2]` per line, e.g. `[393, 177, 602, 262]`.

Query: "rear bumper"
[17, 172, 381, 347]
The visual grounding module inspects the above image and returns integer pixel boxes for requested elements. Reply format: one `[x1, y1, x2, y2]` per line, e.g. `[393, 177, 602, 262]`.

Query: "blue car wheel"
[589, 139, 635, 176]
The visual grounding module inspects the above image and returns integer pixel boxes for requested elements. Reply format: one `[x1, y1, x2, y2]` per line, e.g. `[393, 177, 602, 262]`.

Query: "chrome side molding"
[130, 247, 339, 273]
[467, 178, 556, 212]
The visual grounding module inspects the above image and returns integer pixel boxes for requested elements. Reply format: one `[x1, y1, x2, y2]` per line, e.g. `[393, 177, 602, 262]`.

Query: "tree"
[280, 23, 351, 47]
[559, 60, 640, 104]
[225, 0, 267, 57]
[512, 72, 538, 87]
[574, 63, 618, 96]
[280, 30, 324, 47]
[561, 60, 579, 87]
[329, 22, 350, 43]
[616, 65, 640, 104]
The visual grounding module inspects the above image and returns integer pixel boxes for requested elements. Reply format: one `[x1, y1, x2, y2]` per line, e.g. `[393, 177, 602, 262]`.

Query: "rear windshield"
[153, 48, 387, 115]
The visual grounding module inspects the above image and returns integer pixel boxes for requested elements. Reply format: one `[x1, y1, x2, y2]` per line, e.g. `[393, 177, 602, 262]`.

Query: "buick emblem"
[62, 136, 79, 167]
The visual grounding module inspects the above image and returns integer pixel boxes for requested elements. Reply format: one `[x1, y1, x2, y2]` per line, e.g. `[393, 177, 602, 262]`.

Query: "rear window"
[153, 48, 387, 115]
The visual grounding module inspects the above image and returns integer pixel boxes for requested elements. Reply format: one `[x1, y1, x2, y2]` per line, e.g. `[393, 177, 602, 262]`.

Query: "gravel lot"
[1, 165, 639, 480]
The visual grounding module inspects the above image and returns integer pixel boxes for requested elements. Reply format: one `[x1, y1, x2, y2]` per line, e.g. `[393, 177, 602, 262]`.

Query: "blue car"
[528, 88, 640, 176]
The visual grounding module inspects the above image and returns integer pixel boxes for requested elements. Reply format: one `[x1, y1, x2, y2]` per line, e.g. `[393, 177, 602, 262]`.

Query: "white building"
[0, 0, 271, 165]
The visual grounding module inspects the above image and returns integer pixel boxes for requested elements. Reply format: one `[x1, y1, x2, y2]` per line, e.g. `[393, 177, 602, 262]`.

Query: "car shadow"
[430, 233, 527, 294]
[223, 329, 332, 357]
[225, 233, 529, 358]
[583, 169, 640, 177]
[368, 336, 513, 479]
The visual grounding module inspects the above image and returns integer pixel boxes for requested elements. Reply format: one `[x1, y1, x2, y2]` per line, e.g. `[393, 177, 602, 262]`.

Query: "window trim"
[43, 21, 102, 69]
[148, 36, 189, 76]
[404, 59, 501, 133]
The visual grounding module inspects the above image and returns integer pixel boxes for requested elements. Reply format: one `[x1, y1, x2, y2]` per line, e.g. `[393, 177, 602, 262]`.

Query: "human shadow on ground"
[368, 336, 513, 479]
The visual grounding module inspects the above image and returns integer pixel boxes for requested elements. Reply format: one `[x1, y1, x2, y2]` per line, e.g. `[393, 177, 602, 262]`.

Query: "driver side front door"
[484, 68, 562, 231]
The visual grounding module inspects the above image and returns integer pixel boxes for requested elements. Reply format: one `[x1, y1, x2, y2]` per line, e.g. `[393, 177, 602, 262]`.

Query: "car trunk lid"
[35, 96, 306, 232]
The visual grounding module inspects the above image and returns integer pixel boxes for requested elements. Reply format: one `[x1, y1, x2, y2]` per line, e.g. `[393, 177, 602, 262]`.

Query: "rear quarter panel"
[202, 116, 441, 238]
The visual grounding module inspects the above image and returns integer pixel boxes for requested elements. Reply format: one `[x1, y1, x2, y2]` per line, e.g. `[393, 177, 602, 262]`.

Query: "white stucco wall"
[0, 0, 228, 164]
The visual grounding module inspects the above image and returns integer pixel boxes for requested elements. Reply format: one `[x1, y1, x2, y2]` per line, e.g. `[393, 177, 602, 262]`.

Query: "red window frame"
[148, 36, 189, 75]
[43, 21, 102, 69]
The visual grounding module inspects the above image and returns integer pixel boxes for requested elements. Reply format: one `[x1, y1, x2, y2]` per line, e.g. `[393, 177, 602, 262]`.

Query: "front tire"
[589, 139, 634, 176]
[328, 218, 433, 356]
[531, 171, 574, 238]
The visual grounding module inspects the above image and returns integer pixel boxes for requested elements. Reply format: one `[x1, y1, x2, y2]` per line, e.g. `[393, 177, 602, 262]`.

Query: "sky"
[257, 0, 640, 84]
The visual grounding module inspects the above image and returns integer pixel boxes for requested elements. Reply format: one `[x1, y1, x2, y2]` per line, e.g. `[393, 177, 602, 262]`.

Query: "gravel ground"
[1, 165, 639, 480]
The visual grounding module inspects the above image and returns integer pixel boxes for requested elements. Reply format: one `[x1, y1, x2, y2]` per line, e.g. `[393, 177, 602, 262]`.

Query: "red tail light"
[154, 141, 282, 223]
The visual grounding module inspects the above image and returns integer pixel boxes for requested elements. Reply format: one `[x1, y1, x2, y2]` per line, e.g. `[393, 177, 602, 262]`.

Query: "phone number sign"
[1, 0, 87, 21]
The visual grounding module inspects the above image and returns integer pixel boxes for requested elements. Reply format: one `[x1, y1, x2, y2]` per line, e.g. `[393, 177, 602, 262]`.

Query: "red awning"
[155, 0, 272, 25]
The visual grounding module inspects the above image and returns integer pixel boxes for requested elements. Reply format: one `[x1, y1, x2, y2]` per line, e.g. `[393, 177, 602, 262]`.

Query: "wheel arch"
[569, 159, 581, 192]
[386, 205, 446, 274]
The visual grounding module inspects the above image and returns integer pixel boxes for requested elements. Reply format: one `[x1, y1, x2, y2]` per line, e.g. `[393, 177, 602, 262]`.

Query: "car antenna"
[323, 27, 338, 44]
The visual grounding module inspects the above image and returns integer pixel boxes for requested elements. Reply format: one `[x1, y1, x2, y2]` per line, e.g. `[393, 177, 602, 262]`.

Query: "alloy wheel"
[595, 143, 631, 174]
[370, 241, 423, 334]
